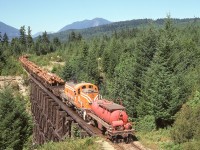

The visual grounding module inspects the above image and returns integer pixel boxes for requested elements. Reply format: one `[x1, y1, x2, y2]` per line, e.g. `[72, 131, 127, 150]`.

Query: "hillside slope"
[48, 18, 200, 42]
[0, 21, 19, 39]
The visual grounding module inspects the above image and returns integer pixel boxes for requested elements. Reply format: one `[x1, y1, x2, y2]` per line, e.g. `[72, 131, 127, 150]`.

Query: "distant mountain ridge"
[58, 18, 111, 32]
[0, 21, 19, 39]
[48, 18, 200, 42]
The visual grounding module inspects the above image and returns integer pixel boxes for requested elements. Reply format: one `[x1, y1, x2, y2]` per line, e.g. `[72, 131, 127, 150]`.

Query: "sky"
[0, 0, 200, 35]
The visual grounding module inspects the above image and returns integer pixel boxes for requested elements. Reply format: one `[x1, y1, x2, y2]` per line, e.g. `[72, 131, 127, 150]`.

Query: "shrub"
[160, 142, 182, 150]
[182, 140, 200, 150]
[171, 91, 200, 144]
[171, 104, 200, 144]
[136, 115, 156, 132]
[38, 137, 100, 150]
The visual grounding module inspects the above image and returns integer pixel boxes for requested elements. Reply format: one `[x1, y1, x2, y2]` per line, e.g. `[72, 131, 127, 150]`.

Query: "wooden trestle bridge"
[30, 75, 101, 144]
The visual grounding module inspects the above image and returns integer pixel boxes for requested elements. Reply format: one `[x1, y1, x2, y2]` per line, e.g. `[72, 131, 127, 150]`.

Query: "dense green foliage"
[136, 115, 156, 132]
[0, 88, 32, 150]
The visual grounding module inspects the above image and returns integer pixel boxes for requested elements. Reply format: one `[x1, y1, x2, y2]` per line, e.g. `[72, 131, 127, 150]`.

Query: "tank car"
[89, 99, 134, 142]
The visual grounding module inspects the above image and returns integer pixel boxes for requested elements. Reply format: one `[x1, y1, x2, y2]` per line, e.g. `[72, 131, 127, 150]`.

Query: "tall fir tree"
[112, 53, 136, 117]
[19, 26, 26, 46]
[87, 41, 99, 83]
[139, 49, 182, 127]
[0, 89, 32, 150]
[2, 33, 9, 45]
[131, 26, 159, 107]
[26, 26, 33, 49]
[0, 32, 2, 43]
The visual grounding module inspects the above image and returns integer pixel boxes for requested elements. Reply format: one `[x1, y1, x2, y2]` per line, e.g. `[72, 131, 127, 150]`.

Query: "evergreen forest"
[0, 17, 200, 149]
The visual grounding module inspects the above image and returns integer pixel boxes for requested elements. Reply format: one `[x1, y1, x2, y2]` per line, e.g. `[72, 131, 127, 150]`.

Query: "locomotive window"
[78, 89, 80, 94]
[89, 85, 93, 88]
[82, 86, 86, 89]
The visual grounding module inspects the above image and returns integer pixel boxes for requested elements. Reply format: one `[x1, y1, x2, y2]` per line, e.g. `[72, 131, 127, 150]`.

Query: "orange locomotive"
[63, 81, 99, 120]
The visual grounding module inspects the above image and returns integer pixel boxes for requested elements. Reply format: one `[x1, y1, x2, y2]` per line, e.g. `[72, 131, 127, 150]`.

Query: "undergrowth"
[37, 137, 101, 150]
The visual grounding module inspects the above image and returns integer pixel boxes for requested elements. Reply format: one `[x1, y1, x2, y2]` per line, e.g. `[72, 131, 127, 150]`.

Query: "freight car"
[19, 55, 64, 87]
[88, 99, 133, 143]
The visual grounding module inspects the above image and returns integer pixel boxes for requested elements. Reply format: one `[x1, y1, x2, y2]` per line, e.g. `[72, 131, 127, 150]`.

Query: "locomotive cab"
[77, 84, 99, 108]
[82, 88, 98, 104]
[65, 82, 99, 110]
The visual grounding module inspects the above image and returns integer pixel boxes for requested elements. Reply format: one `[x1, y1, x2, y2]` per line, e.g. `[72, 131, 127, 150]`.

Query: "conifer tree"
[42, 31, 50, 44]
[106, 38, 121, 78]
[87, 44, 99, 83]
[2, 33, 9, 45]
[0, 32, 2, 43]
[53, 37, 61, 47]
[19, 26, 26, 45]
[102, 49, 110, 73]
[112, 53, 136, 117]
[131, 26, 158, 105]
[10, 38, 21, 55]
[0, 89, 31, 150]
[62, 61, 73, 81]
[27, 26, 33, 49]
[139, 49, 181, 127]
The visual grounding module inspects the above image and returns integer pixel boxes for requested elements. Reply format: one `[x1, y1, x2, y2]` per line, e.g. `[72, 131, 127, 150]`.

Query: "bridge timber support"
[29, 76, 100, 145]
[30, 79, 72, 144]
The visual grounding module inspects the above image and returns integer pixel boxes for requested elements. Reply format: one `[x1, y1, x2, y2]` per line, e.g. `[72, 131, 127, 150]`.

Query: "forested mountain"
[48, 18, 200, 42]
[58, 18, 111, 32]
[0, 21, 20, 40]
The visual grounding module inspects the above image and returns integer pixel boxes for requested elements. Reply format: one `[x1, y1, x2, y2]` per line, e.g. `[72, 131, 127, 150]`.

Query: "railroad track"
[115, 142, 144, 150]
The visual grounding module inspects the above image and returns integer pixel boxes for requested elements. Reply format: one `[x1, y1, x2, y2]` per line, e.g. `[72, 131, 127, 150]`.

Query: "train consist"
[19, 55, 134, 143]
